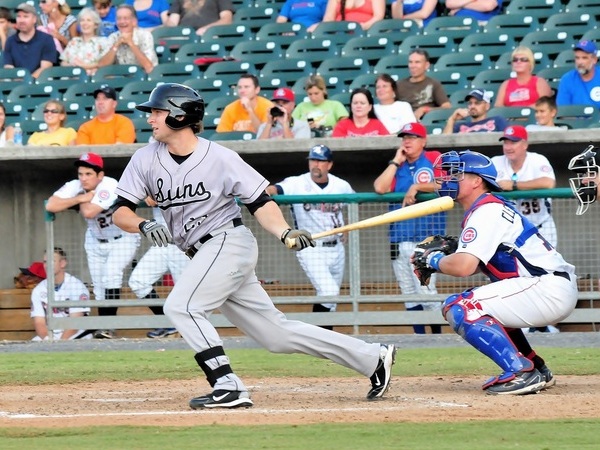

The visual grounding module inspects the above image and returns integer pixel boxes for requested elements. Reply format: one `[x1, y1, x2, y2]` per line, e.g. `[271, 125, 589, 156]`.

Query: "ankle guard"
[194, 346, 233, 387]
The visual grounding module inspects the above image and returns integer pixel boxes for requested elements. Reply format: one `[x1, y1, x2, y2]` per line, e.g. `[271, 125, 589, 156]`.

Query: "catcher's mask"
[434, 150, 501, 199]
[568, 145, 599, 215]
[136, 83, 205, 133]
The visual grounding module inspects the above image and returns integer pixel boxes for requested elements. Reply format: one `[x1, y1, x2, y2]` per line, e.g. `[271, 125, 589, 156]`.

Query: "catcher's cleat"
[146, 328, 179, 339]
[539, 365, 556, 389]
[484, 369, 546, 395]
[367, 344, 396, 400]
[189, 390, 253, 409]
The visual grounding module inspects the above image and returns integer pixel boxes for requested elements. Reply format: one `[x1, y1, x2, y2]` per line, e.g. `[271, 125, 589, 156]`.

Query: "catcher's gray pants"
[164, 225, 381, 393]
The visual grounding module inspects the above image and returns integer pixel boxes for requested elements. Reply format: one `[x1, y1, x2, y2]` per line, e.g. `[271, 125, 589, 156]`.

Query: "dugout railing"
[43, 189, 600, 339]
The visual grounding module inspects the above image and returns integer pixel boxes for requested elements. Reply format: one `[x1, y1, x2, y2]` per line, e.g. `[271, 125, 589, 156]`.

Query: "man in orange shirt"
[76, 84, 136, 145]
[216, 74, 272, 133]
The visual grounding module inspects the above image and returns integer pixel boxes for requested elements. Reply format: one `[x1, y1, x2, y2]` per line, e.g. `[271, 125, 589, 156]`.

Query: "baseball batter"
[414, 150, 577, 395]
[45, 153, 140, 339]
[492, 125, 557, 247]
[111, 83, 396, 409]
[31, 247, 91, 341]
[266, 144, 354, 318]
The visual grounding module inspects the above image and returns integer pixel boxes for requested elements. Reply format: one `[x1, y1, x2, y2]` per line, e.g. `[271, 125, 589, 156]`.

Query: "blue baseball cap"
[575, 40, 597, 55]
[307, 144, 332, 161]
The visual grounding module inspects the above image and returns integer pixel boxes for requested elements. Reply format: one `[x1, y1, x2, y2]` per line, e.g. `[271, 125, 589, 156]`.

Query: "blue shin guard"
[443, 295, 534, 389]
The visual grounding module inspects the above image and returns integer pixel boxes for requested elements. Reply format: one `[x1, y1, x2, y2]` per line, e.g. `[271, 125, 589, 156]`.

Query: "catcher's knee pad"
[194, 346, 233, 387]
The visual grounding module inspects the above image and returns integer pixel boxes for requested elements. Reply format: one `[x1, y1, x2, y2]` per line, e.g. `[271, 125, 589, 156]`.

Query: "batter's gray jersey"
[115, 138, 269, 251]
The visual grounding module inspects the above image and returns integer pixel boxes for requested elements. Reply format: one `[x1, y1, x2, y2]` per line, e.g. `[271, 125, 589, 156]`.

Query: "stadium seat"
[542, 12, 597, 41]
[521, 30, 577, 62]
[203, 60, 258, 92]
[174, 41, 227, 65]
[397, 34, 455, 64]
[449, 88, 473, 107]
[581, 28, 600, 44]
[347, 73, 380, 93]
[232, 6, 278, 33]
[471, 68, 514, 95]
[118, 80, 161, 111]
[255, 22, 308, 50]
[201, 24, 253, 52]
[259, 59, 312, 88]
[154, 43, 173, 64]
[146, 62, 201, 83]
[423, 16, 481, 44]
[0, 67, 33, 97]
[553, 49, 575, 69]
[555, 104, 600, 129]
[505, 0, 564, 24]
[151, 26, 197, 53]
[6, 84, 58, 112]
[20, 120, 47, 144]
[230, 40, 284, 70]
[434, 51, 493, 74]
[316, 56, 371, 93]
[65, 0, 88, 15]
[203, 96, 234, 132]
[285, 38, 339, 68]
[63, 82, 104, 117]
[487, 106, 535, 124]
[91, 64, 146, 83]
[328, 92, 350, 109]
[206, 131, 256, 141]
[130, 117, 154, 144]
[340, 36, 396, 66]
[311, 21, 365, 39]
[458, 32, 516, 62]
[537, 66, 572, 95]
[565, 0, 600, 16]
[372, 54, 410, 79]
[35, 66, 89, 96]
[366, 18, 419, 47]
[182, 78, 231, 102]
[420, 108, 454, 135]
[482, 14, 540, 43]
[430, 69, 470, 97]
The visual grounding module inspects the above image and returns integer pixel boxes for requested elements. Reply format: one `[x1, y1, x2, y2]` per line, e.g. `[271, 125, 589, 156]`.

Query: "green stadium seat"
[207, 131, 256, 141]
[340, 36, 396, 66]
[201, 24, 253, 52]
[398, 33, 455, 64]
[542, 12, 597, 41]
[91, 64, 147, 83]
[146, 62, 201, 83]
[35, 66, 89, 96]
[255, 22, 308, 50]
[471, 68, 514, 96]
[458, 32, 516, 62]
[537, 66, 572, 96]
[565, 0, 600, 16]
[521, 30, 577, 61]
[174, 42, 227, 65]
[285, 38, 339, 68]
[372, 54, 410, 79]
[420, 108, 454, 135]
[203, 60, 258, 92]
[182, 78, 231, 102]
[259, 59, 312, 88]
[423, 16, 481, 44]
[316, 56, 371, 92]
[487, 106, 535, 125]
[232, 6, 278, 33]
[483, 14, 540, 43]
[230, 40, 284, 70]
[555, 104, 600, 129]
[367, 18, 419, 47]
[0, 67, 33, 97]
[505, 0, 564, 24]
[152, 26, 197, 53]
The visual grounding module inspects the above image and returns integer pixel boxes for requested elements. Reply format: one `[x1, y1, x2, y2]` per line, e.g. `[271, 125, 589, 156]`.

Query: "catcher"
[568, 145, 600, 215]
[412, 150, 578, 395]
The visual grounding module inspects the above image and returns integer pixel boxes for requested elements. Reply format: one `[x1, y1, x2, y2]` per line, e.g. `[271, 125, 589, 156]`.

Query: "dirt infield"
[1, 375, 599, 428]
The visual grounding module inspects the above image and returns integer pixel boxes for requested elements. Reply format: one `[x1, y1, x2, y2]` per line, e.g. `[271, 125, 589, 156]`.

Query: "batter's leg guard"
[194, 346, 234, 388]
[442, 292, 535, 389]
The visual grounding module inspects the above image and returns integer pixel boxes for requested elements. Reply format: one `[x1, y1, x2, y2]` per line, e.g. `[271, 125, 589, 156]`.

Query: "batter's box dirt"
[1, 376, 599, 428]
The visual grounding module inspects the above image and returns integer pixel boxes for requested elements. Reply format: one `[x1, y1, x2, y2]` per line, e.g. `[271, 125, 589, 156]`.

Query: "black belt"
[98, 235, 123, 243]
[322, 240, 338, 247]
[553, 271, 570, 281]
[185, 218, 243, 259]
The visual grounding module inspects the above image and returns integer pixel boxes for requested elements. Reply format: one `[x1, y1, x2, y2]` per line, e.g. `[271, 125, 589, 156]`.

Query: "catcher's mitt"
[411, 235, 459, 286]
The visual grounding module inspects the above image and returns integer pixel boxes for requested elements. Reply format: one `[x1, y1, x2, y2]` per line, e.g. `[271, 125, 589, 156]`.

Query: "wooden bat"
[285, 196, 455, 248]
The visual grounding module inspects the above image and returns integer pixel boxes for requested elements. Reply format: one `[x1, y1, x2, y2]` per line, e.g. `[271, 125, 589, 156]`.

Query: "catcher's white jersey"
[30, 273, 90, 339]
[115, 139, 268, 251]
[52, 177, 122, 239]
[492, 152, 555, 228]
[276, 172, 354, 235]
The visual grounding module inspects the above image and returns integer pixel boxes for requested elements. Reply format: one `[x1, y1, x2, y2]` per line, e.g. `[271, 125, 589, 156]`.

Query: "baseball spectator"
[0, 7, 16, 50]
[93, 0, 118, 37]
[443, 88, 508, 134]
[495, 46, 552, 108]
[390, 0, 437, 27]
[373, 122, 446, 334]
[492, 125, 557, 247]
[0, 103, 15, 147]
[167, 0, 234, 36]
[45, 153, 141, 340]
[27, 100, 77, 147]
[61, 8, 110, 76]
[322, 0, 386, 31]
[97, 4, 158, 74]
[2, 3, 57, 79]
[256, 87, 311, 140]
[76, 84, 136, 145]
[332, 88, 389, 137]
[556, 40, 600, 109]
[373, 73, 417, 135]
[30, 247, 91, 341]
[216, 74, 272, 133]
[396, 49, 451, 120]
[292, 74, 349, 137]
[266, 144, 354, 328]
[125, 0, 169, 31]
[129, 199, 189, 339]
[445, 0, 502, 25]
[38, 0, 79, 55]
[526, 96, 568, 132]
[276, 0, 328, 33]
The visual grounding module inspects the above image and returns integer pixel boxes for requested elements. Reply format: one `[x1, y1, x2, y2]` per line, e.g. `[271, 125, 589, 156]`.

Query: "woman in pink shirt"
[332, 88, 390, 137]
[323, 0, 386, 30]
[495, 46, 552, 107]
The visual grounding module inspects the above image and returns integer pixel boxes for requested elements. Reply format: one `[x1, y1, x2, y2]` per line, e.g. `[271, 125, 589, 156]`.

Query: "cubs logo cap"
[75, 152, 104, 170]
[499, 125, 528, 142]
[93, 84, 117, 100]
[271, 88, 295, 102]
[398, 122, 427, 138]
[19, 262, 47, 279]
[575, 40, 597, 55]
[465, 88, 492, 103]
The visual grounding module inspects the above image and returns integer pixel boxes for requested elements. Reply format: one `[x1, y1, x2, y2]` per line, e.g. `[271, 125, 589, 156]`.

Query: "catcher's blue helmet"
[435, 150, 501, 199]
[307, 144, 333, 161]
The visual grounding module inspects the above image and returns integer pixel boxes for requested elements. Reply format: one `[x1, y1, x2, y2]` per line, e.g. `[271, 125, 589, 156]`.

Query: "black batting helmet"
[136, 83, 205, 132]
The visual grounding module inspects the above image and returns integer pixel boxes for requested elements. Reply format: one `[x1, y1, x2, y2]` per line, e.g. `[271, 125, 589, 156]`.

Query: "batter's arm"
[112, 205, 146, 234]
[253, 200, 293, 239]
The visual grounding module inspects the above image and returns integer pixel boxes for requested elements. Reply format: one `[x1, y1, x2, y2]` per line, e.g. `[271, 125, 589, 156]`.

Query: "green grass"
[1, 348, 600, 449]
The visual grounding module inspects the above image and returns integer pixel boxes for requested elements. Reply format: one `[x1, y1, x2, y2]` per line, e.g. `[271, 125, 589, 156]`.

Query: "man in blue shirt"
[556, 40, 600, 109]
[2, 3, 56, 79]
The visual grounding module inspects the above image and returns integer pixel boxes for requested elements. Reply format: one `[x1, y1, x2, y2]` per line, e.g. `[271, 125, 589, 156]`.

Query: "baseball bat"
[285, 196, 455, 248]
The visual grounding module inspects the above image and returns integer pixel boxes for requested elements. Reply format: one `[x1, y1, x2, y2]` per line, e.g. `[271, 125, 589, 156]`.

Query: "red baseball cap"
[75, 152, 104, 171]
[499, 125, 528, 142]
[271, 87, 295, 102]
[19, 262, 47, 279]
[398, 122, 427, 138]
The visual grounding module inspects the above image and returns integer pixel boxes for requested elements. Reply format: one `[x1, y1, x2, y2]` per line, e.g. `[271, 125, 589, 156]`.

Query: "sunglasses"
[43, 109, 61, 114]
[512, 57, 530, 63]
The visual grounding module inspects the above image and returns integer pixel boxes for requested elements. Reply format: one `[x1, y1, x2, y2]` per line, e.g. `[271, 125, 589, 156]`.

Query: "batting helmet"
[307, 144, 333, 161]
[435, 150, 501, 199]
[136, 83, 205, 131]
[568, 145, 599, 215]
